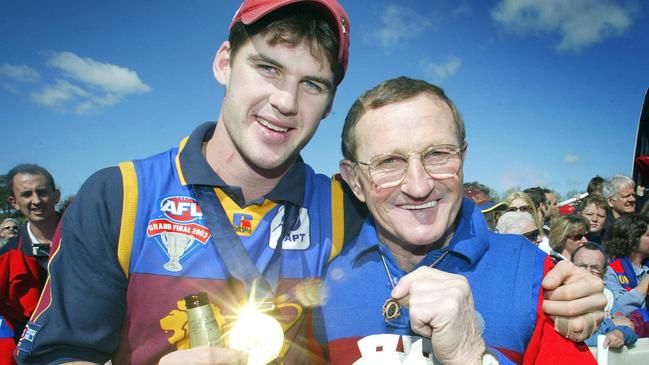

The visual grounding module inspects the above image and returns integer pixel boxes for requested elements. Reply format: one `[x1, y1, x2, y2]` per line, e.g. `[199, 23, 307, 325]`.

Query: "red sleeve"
[0, 337, 18, 365]
[522, 257, 597, 365]
[0, 250, 41, 326]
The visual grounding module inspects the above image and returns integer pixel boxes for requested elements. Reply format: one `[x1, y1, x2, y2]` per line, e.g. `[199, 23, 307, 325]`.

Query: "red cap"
[230, 0, 350, 76]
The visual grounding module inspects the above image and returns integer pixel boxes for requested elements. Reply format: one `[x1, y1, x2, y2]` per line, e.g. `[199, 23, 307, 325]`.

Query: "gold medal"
[382, 298, 401, 321]
[229, 302, 284, 365]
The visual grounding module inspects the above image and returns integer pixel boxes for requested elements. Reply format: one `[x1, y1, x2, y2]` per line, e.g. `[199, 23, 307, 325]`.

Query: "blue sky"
[1, 0, 648, 201]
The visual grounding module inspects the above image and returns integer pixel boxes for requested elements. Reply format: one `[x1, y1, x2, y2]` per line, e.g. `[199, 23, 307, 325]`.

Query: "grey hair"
[1, 218, 20, 226]
[602, 174, 634, 200]
[496, 211, 536, 234]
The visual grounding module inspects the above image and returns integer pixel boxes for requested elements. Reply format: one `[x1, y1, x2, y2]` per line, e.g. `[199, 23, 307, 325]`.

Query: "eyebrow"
[248, 54, 333, 91]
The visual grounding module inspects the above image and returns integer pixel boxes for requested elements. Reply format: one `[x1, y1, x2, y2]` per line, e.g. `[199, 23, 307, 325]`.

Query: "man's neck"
[204, 122, 292, 203]
[379, 231, 454, 273]
[28, 218, 58, 244]
[612, 209, 623, 219]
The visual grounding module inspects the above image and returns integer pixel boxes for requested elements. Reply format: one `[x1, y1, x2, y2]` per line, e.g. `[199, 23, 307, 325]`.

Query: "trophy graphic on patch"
[161, 231, 195, 272]
[147, 196, 213, 273]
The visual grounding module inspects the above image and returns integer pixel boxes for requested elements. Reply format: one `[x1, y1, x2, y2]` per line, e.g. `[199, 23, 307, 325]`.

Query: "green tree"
[0, 174, 14, 216]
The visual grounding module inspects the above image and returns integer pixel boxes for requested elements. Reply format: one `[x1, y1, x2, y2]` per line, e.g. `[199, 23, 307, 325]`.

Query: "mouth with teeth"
[400, 200, 438, 210]
[257, 117, 289, 133]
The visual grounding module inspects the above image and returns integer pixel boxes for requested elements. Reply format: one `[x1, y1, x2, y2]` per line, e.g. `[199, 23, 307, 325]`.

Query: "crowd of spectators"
[464, 173, 649, 351]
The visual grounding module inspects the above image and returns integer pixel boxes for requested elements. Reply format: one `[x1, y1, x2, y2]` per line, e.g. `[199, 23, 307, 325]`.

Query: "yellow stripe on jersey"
[329, 177, 345, 263]
[175, 136, 190, 186]
[118, 161, 138, 278]
[214, 188, 277, 236]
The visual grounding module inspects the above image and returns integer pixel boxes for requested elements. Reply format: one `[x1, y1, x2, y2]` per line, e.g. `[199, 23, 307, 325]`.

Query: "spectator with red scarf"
[604, 213, 649, 315]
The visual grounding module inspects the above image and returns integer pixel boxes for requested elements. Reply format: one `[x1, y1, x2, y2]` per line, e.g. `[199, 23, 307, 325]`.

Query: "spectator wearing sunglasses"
[495, 211, 543, 245]
[505, 191, 549, 252]
[549, 215, 589, 260]
[604, 213, 649, 316]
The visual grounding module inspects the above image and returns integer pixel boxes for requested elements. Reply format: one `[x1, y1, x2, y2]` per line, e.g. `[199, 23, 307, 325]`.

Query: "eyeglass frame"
[522, 229, 541, 242]
[507, 205, 533, 213]
[1, 225, 18, 231]
[351, 143, 467, 188]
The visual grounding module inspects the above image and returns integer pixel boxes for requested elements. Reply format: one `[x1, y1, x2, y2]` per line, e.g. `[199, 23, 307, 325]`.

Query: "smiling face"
[9, 173, 60, 224]
[0, 220, 19, 239]
[342, 93, 464, 251]
[213, 34, 334, 172]
[581, 202, 607, 233]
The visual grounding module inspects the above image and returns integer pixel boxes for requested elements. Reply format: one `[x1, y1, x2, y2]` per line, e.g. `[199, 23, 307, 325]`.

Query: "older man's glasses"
[522, 229, 541, 243]
[1, 226, 18, 231]
[354, 144, 466, 188]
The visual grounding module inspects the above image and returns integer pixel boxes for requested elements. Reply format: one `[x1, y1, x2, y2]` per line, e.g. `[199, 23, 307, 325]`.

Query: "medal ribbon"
[192, 185, 300, 300]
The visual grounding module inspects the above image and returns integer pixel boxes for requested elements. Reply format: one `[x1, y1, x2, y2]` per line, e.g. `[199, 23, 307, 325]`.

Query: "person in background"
[587, 176, 605, 196]
[0, 164, 60, 282]
[579, 194, 608, 245]
[549, 215, 589, 260]
[0, 218, 20, 248]
[505, 191, 549, 252]
[524, 187, 550, 226]
[542, 188, 560, 222]
[572, 243, 637, 349]
[496, 211, 543, 246]
[602, 175, 636, 233]
[463, 184, 507, 231]
[604, 213, 649, 315]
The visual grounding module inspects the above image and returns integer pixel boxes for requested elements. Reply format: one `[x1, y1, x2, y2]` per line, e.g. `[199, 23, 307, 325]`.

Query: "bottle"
[184, 292, 223, 347]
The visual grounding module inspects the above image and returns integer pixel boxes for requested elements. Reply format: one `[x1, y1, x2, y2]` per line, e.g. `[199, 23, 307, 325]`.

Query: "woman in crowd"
[579, 194, 608, 244]
[504, 191, 549, 251]
[549, 214, 589, 260]
[605, 213, 649, 315]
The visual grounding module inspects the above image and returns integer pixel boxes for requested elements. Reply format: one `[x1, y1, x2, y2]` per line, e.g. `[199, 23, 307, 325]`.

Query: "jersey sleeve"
[16, 167, 127, 365]
[522, 256, 597, 365]
[603, 267, 644, 315]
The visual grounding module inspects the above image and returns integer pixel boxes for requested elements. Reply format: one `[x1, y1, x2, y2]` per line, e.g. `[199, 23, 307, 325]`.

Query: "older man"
[319, 77, 600, 364]
[602, 175, 637, 234]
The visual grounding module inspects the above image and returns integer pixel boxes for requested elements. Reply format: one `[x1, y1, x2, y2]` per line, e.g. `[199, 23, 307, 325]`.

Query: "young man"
[319, 77, 599, 364]
[17, 2, 605, 365]
[17, 2, 352, 364]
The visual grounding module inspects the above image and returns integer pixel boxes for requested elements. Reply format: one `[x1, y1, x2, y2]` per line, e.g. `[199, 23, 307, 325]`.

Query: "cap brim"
[481, 201, 507, 213]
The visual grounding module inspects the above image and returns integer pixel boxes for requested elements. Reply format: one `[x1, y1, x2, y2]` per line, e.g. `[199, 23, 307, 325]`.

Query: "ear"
[340, 160, 366, 203]
[54, 189, 61, 204]
[8, 195, 17, 210]
[607, 198, 614, 208]
[213, 41, 232, 86]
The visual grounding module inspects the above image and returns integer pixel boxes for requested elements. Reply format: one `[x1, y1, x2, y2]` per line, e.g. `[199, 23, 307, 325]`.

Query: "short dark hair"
[7, 164, 56, 196]
[341, 76, 465, 161]
[229, 3, 343, 86]
[571, 241, 608, 265]
[587, 176, 605, 195]
[605, 213, 649, 259]
[523, 187, 546, 208]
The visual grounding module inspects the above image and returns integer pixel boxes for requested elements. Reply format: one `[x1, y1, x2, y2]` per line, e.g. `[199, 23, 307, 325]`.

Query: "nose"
[269, 82, 298, 116]
[400, 156, 434, 198]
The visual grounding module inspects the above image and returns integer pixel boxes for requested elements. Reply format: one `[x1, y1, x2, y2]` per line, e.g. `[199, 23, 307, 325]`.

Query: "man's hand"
[159, 347, 247, 365]
[392, 267, 484, 365]
[542, 260, 606, 341]
[603, 330, 625, 349]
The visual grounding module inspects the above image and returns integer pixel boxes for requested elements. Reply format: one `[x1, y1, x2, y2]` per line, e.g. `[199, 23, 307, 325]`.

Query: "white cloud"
[420, 57, 462, 81]
[1, 52, 152, 114]
[48, 51, 150, 94]
[564, 153, 580, 164]
[31, 79, 89, 108]
[0, 64, 42, 83]
[368, 4, 433, 52]
[491, 0, 637, 51]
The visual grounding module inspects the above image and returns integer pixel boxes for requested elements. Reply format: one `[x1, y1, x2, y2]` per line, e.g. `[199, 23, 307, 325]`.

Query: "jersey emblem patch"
[269, 206, 310, 250]
[148, 195, 212, 272]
